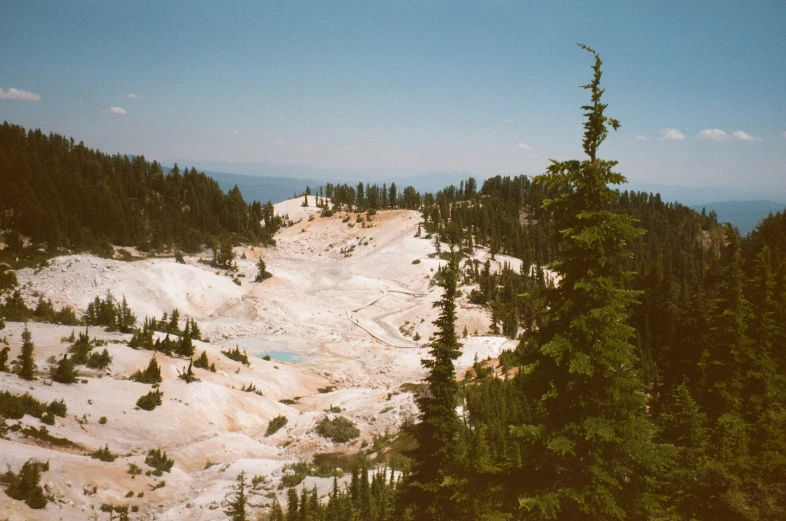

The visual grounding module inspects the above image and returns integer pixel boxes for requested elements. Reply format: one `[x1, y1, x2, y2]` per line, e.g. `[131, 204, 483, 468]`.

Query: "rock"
[208, 501, 219, 510]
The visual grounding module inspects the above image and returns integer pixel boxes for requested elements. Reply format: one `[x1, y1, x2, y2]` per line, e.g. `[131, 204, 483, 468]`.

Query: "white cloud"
[634, 135, 648, 140]
[0, 88, 42, 101]
[127, 93, 145, 100]
[659, 128, 686, 141]
[731, 130, 762, 142]
[698, 128, 762, 142]
[517, 142, 533, 150]
[109, 106, 127, 115]
[503, 119, 513, 124]
[697, 128, 730, 141]
[232, 130, 240, 135]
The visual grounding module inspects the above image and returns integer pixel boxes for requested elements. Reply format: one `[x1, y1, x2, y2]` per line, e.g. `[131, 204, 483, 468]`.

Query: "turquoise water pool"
[256, 351, 307, 363]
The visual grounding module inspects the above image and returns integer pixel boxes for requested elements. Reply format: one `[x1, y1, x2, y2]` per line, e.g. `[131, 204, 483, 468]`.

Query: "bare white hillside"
[1, 199, 519, 520]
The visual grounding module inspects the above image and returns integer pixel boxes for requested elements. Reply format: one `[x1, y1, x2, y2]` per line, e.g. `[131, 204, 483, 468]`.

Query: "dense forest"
[279, 46, 785, 521]
[230, 44, 786, 521]
[0, 122, 281, 258]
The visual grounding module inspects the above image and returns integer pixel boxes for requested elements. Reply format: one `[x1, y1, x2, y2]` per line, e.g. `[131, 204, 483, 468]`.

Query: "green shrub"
[280, 462, 308, 488]
[51, 354, 79, 383]
[90, 444, 117, 462]
[221, 346, 249, 365]
[48, 399, 67, 417]
[240, 382, 261, 395]
[130, 357, 162, 384]
[86, 349, 112, 369]
[315, 416, 360, 443]
[265, 415, 288, 436]
[0, 391, 66, 421]
[145, 448, 174, 476]
[1, 459, 49, 509]
[136, 389, 163, 411]
[177, 360, 199, 383]
[192, 351, 216, 372]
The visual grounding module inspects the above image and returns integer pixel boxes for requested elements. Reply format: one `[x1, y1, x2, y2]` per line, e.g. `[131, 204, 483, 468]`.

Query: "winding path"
[347, 287, 428, 348]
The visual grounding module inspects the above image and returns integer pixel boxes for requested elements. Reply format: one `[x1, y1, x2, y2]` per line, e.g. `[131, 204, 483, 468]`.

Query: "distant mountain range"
[689, 200, 786, 236]
[164, 160, 477, 203]
[164, 160, 786, 235]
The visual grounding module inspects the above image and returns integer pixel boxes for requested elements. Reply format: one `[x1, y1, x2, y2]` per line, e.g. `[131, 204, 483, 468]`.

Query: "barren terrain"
[0, 199, 519, 520]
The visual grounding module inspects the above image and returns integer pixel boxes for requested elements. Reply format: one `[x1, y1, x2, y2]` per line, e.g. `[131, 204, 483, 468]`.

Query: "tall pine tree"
[17, 326, 36, 380]
[400, 253, 464, 521]
[513, 44, 670, 521]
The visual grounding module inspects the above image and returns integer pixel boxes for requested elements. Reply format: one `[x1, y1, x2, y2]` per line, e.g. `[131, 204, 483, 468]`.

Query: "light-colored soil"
[0, 198, 519, 520]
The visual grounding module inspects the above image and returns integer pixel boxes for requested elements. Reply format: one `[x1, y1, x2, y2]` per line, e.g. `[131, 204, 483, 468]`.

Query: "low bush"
[136, 389, 163, 411]
[90, 444, 117, 462]
[315, 416, 360, 443]
[145, 448, 174, 476]
[265, 415, 288, 436]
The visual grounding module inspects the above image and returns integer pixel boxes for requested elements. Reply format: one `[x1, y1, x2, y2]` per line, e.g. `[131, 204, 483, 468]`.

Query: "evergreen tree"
[51, 354, 78, 384]
[17, 326, 36, 380]
[225, 471, 248, 521]
[700, 225, 751, 420]
[168, 308, 180, 333]
[513, 45, 670, 520]
[255, 257, 273, 281]
[193, 350, 216, 372]
[0, 345, 9, 372]
[176, 333, 194, 358]
[2, 459, 49, 509]
[400, 254, 464, 521]
[270, 497, 286, 521]
[286, 487, 300, 521]
[659, 382, 712, 521]
[177, 360, 199, 383]
[130, 356, 162, 384]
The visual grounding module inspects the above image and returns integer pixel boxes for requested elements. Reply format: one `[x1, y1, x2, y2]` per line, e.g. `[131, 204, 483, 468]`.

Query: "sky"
[2, 1, 785, 194]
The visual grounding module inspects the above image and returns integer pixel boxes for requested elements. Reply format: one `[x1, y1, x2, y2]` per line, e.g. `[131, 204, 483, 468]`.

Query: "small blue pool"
[256, 351, 307, 363]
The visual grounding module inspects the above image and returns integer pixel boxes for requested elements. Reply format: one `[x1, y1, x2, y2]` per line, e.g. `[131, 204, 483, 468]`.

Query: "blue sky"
[2, 1, 785, 193]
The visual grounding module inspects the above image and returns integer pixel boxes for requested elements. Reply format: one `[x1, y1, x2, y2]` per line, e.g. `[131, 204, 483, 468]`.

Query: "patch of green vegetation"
[315, 416, 360, 443]
[20, 425, 79, 449]
[221, 346, 250, 365]
[136, 389, 163, 411]
[145, 448, 174, 476]
[240, 382, 262, 395]
[265, 415, 288, 436]
[129, 356, 162, 384]
[280, 462, 308, 488]
[0, 391, 67, 423]
[90, 444, 117, 462]
[1, 459, 49, 509]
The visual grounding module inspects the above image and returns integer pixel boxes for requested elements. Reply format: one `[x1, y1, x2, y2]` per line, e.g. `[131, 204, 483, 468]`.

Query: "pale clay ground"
[0, 198, 520, 520]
